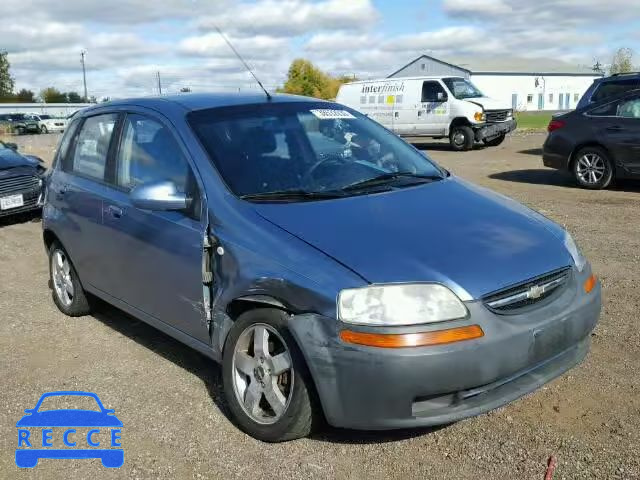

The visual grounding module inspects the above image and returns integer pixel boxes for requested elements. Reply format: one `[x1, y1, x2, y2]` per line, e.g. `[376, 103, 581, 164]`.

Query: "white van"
[336, 76, 516, 151]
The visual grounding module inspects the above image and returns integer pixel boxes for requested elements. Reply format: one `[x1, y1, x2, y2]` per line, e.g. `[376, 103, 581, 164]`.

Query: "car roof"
[80, 92, 327, 115]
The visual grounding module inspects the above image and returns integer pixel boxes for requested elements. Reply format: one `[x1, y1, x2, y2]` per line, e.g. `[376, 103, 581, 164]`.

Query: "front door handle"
[107, 205, 124, 219]
[606, 125, 624, 132]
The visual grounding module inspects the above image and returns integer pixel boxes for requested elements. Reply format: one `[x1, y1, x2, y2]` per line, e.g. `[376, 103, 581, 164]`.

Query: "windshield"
[443, 78, 484, 99]
[189, 102, 443, 199]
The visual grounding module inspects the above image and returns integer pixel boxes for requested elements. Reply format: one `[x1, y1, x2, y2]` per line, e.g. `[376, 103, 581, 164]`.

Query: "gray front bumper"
[474, 119, 517, 141]
[288, 267, 600, 430]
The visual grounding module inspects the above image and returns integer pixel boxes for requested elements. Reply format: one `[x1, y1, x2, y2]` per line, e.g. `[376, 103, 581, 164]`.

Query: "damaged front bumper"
[474, 119, 517, 142]
[287, 267, 600, 430]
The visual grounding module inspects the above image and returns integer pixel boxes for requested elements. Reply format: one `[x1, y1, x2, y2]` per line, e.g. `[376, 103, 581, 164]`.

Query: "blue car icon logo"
[15, 391, 123, 468]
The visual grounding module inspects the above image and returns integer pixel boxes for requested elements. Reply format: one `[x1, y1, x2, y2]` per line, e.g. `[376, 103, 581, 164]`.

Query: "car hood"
[16, 410, 123, 427]
[253, 178, 572, 300]
[0, 148, 41, 170]
[467, 96, 512, 111]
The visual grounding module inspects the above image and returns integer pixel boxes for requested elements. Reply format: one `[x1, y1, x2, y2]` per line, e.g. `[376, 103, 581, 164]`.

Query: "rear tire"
[222, 308, 317, 442]
[16, 126, 25, 135]
[48, 241, 91, 316]
[449, 125, 474, 151]
[483, 134, 505, 147]
[572, 146, 613, 190]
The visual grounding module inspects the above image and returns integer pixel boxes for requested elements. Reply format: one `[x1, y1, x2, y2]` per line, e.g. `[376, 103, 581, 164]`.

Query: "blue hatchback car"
[43, 93, 601, 442]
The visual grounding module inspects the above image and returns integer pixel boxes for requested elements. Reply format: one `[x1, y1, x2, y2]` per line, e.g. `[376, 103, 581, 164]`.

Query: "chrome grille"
[485, 110, 510, 122]
[484, 268, 571, 313]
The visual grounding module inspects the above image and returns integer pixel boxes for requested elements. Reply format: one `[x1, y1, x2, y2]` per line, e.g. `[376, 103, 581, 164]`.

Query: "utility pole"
[156, 71, 162, 95]
[80, 50, 88, 102]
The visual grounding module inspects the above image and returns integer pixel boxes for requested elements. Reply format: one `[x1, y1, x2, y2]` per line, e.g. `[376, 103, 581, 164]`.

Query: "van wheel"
[449, 125, 474, 151]
[572, 147, 613, 190]
[40, 125, 48, 134]
[223, 308, 317, 442]
[483, 134, 505, 147]
[49, 241, 91, 316]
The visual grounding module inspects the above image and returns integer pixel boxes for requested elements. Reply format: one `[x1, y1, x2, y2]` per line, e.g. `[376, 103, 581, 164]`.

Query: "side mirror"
[437, 92, 447, 102]
[130, 180, 189, 211]
[5, 142, 18, 151]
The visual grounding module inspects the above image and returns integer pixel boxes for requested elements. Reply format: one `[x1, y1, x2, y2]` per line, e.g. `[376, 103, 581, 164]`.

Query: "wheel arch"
[43, 228, 60, 253]
[569, 142, 614, 173]
[449, 116, 472, 130]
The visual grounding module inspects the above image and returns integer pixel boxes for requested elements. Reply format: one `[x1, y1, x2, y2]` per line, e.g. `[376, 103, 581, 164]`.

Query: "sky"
[3, 0, 640, 99]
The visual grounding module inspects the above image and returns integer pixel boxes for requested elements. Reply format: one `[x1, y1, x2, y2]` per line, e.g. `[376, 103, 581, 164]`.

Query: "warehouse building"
[388, 55, 603, 111]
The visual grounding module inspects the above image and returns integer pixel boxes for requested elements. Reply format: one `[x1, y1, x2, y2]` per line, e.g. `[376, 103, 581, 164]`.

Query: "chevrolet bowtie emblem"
[527, 284, 544, 299]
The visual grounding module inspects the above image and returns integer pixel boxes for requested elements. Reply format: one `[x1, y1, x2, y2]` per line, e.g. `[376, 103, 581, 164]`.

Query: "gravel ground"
[1, 132, 639, 479]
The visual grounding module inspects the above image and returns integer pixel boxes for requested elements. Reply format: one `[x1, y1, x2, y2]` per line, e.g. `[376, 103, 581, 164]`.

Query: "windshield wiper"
[341, 172, 443, 191]
[240, 189, 346, 202]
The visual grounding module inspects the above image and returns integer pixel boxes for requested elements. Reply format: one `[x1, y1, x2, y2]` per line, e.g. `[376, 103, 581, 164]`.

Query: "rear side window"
[70, 114, 117, 181]
[54, 118, 81, 170]
[592, 79, 640, 102]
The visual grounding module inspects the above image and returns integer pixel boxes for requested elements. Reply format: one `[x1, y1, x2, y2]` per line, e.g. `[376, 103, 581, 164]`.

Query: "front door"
[100, 111, 209, 342]
[417, 81, 449, 135]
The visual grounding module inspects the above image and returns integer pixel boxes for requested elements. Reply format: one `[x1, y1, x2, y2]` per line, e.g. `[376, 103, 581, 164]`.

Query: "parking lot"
[1, 132, 639, 479]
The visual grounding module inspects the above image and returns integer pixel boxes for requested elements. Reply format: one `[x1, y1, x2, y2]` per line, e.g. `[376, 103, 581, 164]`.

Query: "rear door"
[48, 112, 120, 291]
[589, 94, 640, 173]
[99, 110, 209, 342]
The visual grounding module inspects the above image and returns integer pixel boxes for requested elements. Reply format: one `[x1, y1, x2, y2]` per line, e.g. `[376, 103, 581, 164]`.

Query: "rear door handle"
[606, 125, 624, 131]
[107, 205, 124, 219]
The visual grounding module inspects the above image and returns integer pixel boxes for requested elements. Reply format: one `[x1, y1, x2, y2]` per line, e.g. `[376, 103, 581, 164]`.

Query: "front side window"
[592, 79, 640, 102]
[188, 102, 444, 199]
[442, 77, 483, 99]
[421, 81, 447, 102]
[69, 113, 117, 180]
[116, 114, 190, 191]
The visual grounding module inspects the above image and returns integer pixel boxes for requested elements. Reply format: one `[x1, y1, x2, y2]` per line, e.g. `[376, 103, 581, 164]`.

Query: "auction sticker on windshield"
[310, 109, 355, 119]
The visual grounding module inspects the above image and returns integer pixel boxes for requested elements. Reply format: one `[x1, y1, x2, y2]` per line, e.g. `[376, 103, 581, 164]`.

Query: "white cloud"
[179, 33, 289, 59]
[198, 0, 378, 37]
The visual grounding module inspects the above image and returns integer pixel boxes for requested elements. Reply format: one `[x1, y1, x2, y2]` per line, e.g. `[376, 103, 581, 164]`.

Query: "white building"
[387, 55, 603, 111]
[0, 103, 91, 117]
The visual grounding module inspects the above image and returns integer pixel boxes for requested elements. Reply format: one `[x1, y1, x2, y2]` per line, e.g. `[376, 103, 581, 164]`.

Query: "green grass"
[515, 111, 553, 130]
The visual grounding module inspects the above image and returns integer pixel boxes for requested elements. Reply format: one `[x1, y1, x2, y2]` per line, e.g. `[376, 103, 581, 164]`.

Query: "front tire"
[40, 125, 48, 134]
[483, 134, 505, 147]
[572, 147, 613, 190]
[449, 125, 474, 151]
[222, 308, 316, 442]
[49, 241, 91, 316]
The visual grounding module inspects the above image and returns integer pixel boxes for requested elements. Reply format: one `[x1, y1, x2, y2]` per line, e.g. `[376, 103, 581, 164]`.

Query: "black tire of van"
[449, 125, 474, 151]
[222, 308, 318, 442]
[483, 134, 506, 147]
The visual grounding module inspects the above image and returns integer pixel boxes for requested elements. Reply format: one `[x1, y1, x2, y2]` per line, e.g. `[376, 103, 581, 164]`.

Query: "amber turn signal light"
[584, 274, 597, 294]
[339, 325, 484, 348]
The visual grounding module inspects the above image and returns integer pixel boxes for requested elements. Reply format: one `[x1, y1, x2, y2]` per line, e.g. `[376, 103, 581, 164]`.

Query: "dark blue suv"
[43, 93, 601, 441]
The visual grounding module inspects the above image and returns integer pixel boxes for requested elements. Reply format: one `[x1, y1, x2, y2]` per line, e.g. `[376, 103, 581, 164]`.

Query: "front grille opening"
[485, 110, 510, 122]
[483, 267, 571, 314]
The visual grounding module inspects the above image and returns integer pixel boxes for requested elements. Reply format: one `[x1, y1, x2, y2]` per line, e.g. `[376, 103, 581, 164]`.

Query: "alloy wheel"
[232, 324, 294, 425]
[51, 250, 74, 307]
[576, 153, 606, 185]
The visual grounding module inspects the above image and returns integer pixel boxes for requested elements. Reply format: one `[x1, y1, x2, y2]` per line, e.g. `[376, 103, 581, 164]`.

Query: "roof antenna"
[215, 26, 271, 100]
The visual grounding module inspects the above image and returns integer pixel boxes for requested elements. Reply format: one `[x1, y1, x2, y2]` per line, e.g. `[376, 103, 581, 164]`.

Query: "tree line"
[0, 51, 93, 103]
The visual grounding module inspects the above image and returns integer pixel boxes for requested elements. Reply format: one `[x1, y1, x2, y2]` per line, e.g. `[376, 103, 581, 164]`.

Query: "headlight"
[563, 232, 586, 272]
[473, 111, 485, 122]
[338, 284, 468, 326]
